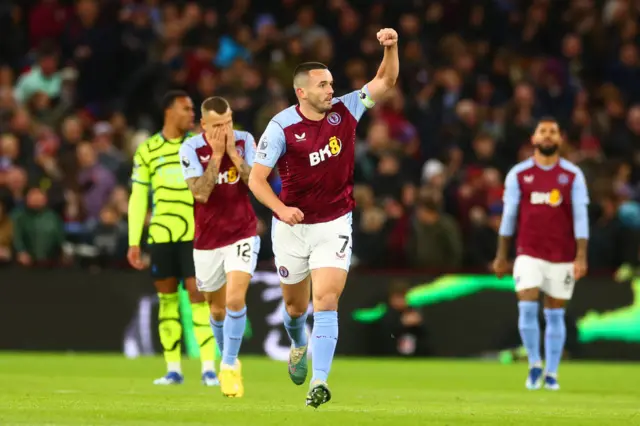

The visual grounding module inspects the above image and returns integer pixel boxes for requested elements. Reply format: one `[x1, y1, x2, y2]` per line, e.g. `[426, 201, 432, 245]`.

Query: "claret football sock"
[310, 311, 339, 383]
[544, 308, 566, 375]
[283, 307, 309, 348]
[518, 301, 541, 366]
[158, 292, 182, 372]
[191, 302, 215, 372]
[222, 306, 247, 366]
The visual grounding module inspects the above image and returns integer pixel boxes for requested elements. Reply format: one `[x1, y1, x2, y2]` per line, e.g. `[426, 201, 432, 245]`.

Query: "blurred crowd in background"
[1, 0, 640, 272]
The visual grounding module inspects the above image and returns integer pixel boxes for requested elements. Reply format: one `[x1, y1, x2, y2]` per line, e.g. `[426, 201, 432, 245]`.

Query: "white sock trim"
[167, 362, 182, 374]
[201, 360, 215, 373]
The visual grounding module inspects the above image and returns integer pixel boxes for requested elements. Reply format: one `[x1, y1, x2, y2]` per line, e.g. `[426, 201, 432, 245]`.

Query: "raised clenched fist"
[376, 28, 398, 47]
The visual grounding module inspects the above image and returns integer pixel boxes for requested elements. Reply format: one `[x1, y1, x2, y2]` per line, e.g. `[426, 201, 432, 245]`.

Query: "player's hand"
[574, 258, 588, 281]
[127, 246, 146, 270]
[208, 125, 226, 158]
[224, 123, 238, 158]
[276, 206, 304, 226]
[492, 257, 509, 278]
[377, 28, 398, 47]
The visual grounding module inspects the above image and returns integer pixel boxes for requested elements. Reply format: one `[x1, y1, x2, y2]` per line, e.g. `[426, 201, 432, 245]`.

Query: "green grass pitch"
[1, 353, 639, 425]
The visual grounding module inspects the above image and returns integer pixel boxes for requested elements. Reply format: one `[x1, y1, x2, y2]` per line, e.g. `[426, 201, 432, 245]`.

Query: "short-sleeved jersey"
[132, 133, 195, 244]
[254, 87, 373, 224]
[501, 158, 590, 262]
[179, 130, 258, 250]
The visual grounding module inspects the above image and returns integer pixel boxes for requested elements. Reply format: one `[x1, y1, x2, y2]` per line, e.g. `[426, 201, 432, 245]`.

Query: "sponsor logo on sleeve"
[259, 137, 268, 150]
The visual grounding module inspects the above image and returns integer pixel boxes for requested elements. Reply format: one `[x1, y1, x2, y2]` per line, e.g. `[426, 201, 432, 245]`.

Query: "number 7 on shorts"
[338, 235, 349, 255]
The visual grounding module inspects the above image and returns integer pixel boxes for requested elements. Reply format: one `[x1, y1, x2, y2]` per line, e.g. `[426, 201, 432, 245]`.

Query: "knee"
[209, 303, 225, 322]
[313, 292, 339, 312]
[226, 294, 246, 312]
[188, 290, 205, 304]
[285, 300, 308, 318]
[517, 288, 539, 302]
[543, 296, 566, 310]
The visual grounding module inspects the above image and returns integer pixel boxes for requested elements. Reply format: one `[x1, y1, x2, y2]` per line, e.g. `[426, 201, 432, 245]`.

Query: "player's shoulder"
[331, 90, 357, 105]
[558, 158, 584, 177]
[136, 133, 162, 156]
[507, 158, 536, 178]
[270, 106, 303, 131]
[182, 133, 206, 151]
[233, 129, 255, 142]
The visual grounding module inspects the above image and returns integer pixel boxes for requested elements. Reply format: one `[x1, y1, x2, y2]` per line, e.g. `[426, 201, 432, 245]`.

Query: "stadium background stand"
[0, 0, 639, 273]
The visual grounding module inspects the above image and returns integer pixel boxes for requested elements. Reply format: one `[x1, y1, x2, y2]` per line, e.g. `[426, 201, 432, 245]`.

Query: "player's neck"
[161, 124, 183, 140]
[298, 103, 325, 121]
[533, 153, 559, 168]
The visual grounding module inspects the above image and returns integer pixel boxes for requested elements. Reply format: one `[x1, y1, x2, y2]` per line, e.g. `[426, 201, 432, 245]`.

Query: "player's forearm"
[572, 201, 589, 261]
[375, 45, 399, 88]
[128, 183, 149, 246]
[496, 201, 518, 260]
[248, 174, 287, 214]
[188, 156, 222, 203]
[496, 236, 511, 260]
[230, 155, 251, 185]
[576, 239, 588, 261]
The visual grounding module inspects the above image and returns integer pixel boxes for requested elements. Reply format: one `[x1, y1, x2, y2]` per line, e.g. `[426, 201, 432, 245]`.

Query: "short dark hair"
[201, 96, 230, 115]
[293, 62, 328, 80]
[537, 116, 558, 125]
[417, 196, 440, 213]
[161, 90, 190, 112]
[388, 281, 410, 297]
[38, 40, 58, 59]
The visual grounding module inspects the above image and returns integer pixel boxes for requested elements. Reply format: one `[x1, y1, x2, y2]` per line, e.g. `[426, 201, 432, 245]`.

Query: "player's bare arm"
[225, 124, 251, 185]
[249, 163, 304, 226]
[493, 236, 511, 278]
[574, 239, 588, 280]
[365, 28, 400, 102]
[571, 166, 590, 281]
[493, 168, 520, 278]
[186, 157, 221, 203]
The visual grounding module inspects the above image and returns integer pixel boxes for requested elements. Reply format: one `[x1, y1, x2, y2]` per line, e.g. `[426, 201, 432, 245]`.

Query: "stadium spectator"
[373, 281, 429, 357]
[0, 200, 13, 264]
[13, 41, 61, 105]
[87, 204, 128, 267]
[467, 203, 504, 271]
[0, 0, 638, 271]
[76, 142, 116, 220]
[11, 187, 64, 266]
[2, 167, 28, 212]
[407, 196, 463, 269]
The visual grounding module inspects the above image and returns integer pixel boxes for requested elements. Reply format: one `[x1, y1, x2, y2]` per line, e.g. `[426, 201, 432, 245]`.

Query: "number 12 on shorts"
[236, 242, 250, 262]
